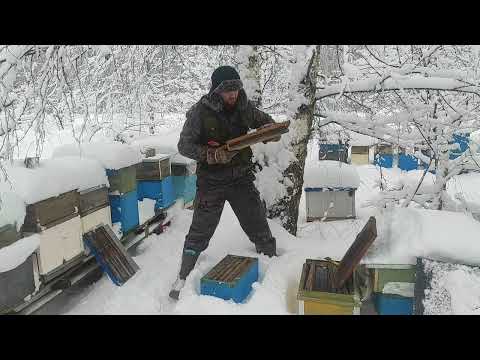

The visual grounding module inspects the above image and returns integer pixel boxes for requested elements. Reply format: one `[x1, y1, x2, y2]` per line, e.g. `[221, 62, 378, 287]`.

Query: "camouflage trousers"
[183, 165, 275, 254]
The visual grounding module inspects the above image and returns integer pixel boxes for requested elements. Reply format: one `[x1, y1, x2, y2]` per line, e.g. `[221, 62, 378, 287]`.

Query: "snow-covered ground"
[36, 155, 480, 315]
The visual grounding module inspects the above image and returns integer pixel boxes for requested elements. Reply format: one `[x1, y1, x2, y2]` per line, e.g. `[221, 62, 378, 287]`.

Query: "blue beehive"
[109, 190, 139, 234]
[200, 255, 258, 303]
[449, 133, 470, 160]
[375, 154, 393, 168]
[398, 154, 418, 171]
[138, 177, 176, 208]
[374, 293, 414, 315]
[173, 175, 197, 204]
[319, 144, 348, 163]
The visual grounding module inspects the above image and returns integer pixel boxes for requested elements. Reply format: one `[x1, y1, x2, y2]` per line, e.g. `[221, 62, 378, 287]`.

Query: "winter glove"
[206, 146, 239, 165]
[259, 123, 281, 144]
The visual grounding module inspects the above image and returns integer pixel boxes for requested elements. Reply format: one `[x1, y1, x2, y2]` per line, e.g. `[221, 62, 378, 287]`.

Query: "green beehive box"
[136, 155, 171, 181]
[21, 190, 80, 233]
[297, 259, 362, 315]
[107, 165, 137, 194]
[0, 223, 20, 250]
[367, 264, 416, 294]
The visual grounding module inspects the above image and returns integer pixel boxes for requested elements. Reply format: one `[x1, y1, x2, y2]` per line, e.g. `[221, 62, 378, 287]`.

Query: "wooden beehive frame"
[202, 255, 256, 285]
[136, 156, 171, 180]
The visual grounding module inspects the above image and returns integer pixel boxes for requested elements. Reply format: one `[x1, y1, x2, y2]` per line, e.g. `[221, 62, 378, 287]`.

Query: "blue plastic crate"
[201, 255, 258, 303]
[399, 154, 418, 171]
[137, 177, 175, 208]
[173, 175, 197, 204]
[109, 190, 139, 234]
[375, 154, 393, 168]
[374, 293, 414, 315]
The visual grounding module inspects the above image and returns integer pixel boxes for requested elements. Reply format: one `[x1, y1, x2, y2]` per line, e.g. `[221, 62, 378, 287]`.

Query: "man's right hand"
[206, 146, 239, 164]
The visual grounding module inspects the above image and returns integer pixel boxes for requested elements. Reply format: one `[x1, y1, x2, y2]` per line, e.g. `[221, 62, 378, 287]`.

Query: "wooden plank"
[333, 216, 377, 288]
[225, 121, 290, 151]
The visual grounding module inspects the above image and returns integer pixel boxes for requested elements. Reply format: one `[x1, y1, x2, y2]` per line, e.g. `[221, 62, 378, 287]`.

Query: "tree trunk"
[237, 45, 263, 108]
[268, 45, 321, 236]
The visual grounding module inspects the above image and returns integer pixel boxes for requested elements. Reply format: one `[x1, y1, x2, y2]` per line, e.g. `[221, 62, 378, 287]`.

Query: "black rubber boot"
[169, 250, 200, 300]
[255, 237, 277, 257]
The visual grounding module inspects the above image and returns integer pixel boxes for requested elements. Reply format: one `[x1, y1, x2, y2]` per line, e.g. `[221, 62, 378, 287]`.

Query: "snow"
[304, 160, 360, 189]
[422, 258, 480, 315]
[0, 191, 26, 230]
[130, 127, 183, 156]
[138, 199, 156, 225]
[51, 142, 142, 170]
[0, 234, 40, 273]
[1, 157, 109, 205]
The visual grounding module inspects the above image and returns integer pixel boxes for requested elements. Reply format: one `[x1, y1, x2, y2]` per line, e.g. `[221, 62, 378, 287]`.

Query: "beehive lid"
[201, 255, 257, 285]
[333, 216, 377, 288]
[142, 154, 171, 162]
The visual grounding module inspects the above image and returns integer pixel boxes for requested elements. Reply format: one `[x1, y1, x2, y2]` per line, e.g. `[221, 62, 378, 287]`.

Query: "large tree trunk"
[237, 45, 263, 108]
[268, 45, 321, 236]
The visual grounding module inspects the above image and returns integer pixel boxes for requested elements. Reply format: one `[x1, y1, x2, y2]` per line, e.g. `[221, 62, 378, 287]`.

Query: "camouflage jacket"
[177, 89, 275, 171]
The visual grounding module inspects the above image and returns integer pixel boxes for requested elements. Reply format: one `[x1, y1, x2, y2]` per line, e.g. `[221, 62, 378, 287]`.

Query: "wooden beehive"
[297, 216, 377, 315]
[200, 255, 259, 303]
[36, 215, 84, 276]
[106, 165, 137, 194]
[0, 254, 36, 314]
[367, 264, 416, 294]
[21, 190, 80, 233]
[83, 224, 139, 286]
[79, 185, 112, 234]
[0, 223, 19, 250]
[136, 155, 171, 181]
[305, 187, 356, 221]
[297, 259, 361, 315]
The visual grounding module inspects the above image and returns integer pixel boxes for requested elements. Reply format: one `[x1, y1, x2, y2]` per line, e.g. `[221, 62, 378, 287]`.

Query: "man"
[169, 65, 281, 300]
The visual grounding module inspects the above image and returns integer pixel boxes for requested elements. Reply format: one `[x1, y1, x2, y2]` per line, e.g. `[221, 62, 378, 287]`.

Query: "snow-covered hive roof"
[1, 157, 109, 205]
[0, 233, 40, 273]
[304, 160, 360, 189]
[130, 127, 182, 156]
[348, 131, 377, 147]
[51, 142, 142, 170]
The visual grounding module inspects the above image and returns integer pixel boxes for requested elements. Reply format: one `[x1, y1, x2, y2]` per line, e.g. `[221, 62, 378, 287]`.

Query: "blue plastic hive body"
[109, 190, 139, 233]
[173, 175, 197, 204]
[375, 154, 393, 168]
[374, 293, 414, 315]
[398, 154, 418, 171]
[137, 177, 176, 209]
[200, 258, 258, 303]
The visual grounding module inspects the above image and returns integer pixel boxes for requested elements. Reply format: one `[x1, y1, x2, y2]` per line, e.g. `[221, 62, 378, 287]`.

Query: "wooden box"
[374, 293, 414, 315]
[21, 190, 79, 233]
[136, 155, 171, 181]
[79, 185, 109, 217]
[297, 216, 377, 315]
[200, 255, 259, 303]
[305, 188, 356, 221]
[0, 254, 36, 313]
[0, 223, 19, 250]
[81, 206, 112, 234]
[297, 259, 361, 315]
[106, 165, 137, 195]
[368, 264, 416, 294]
[36, 215, 84, 275]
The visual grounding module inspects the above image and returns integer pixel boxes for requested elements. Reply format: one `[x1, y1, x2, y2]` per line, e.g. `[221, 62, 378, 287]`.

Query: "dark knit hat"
[210, 65, 243, 94]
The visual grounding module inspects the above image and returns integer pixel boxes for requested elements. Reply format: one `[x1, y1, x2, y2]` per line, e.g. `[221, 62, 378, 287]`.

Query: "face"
[219, 90, 239, 109]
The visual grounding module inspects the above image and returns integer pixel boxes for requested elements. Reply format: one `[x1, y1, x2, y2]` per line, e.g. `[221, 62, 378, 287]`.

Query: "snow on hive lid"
[0, 233, 40, 273]
[51, 142, 142, 170]
[130, 127, 182, 156]
[171, 153, 196, 165]
[304, 160, 360, 189]
[1, 157, 109, 205]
